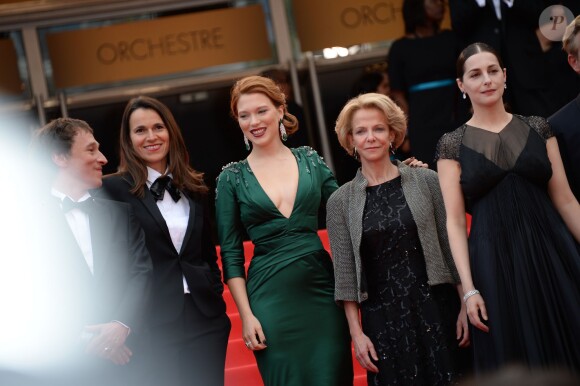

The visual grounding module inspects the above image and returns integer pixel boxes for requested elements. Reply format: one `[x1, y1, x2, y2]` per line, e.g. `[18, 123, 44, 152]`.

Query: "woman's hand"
[402, 157, 428, 168]
[351, 332, 379, 373]
[241, 314, 267, 351]
[456, 302, 470, 347]
[465, 294, 489, 333]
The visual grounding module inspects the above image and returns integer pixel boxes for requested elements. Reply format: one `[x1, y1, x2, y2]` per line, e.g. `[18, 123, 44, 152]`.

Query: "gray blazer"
[326, 162, 459, 303]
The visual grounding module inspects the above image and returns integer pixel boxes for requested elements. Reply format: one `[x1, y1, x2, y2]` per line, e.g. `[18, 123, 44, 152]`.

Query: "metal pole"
[22, 27, 49, 103]
[305, 52, 334, 172]
[59, 91, 69, 118]
[35, 94, 46, 127]
[288, 59, 302, 106]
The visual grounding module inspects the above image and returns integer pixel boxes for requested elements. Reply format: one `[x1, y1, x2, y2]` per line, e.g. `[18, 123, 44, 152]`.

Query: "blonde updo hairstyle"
[230, 75, 299, 136]
[335, 92, 407, 158]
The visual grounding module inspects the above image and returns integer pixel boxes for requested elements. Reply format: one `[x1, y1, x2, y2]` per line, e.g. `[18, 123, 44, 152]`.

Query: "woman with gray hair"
[327, 93, 469, 385]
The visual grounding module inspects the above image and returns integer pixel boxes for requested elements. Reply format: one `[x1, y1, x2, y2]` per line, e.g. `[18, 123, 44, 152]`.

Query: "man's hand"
[84, 322, 132, 365]
[402, 157, 428, 168]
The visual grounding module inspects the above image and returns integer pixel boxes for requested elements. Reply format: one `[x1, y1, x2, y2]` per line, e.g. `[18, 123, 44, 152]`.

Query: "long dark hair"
[116, 96, 208, 197]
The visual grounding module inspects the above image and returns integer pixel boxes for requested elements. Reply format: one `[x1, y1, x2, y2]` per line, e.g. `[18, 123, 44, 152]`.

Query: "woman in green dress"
[215, 75, 353, 386]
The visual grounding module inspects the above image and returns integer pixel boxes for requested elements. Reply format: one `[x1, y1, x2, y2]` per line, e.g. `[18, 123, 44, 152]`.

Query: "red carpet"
[216, 230, 367, 386]
[216, 216, 472, 385]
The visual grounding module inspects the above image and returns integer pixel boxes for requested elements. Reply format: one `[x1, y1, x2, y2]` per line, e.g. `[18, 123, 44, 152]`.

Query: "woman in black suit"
[101, 96, 230, 386]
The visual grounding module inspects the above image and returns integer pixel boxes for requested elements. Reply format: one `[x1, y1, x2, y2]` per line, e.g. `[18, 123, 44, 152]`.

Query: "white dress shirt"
[146, 167, 191, 293]
[475, 0, 514, 20]
[52, 189, 94, 274]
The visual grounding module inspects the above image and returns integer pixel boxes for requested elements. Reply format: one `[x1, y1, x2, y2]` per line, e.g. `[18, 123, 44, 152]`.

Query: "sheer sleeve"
[434, 126, 465, 161]
[215, 163, 246, 281]
[520, 115, 554, 142]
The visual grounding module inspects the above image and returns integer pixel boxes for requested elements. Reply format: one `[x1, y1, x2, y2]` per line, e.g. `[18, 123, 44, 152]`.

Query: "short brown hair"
[32, 117, 92, 161]
[30, 117, 93, 179]
[335, 93, 407, 157]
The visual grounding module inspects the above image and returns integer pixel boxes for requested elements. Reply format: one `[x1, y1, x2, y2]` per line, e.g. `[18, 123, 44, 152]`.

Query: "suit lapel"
[121, 173, 192, 255]
[41, 197, 94, 282]
[180, 192, 197, 257]
[140, 187, 173, 243]
[120, 174, 173, 243]
[89, 199, 111, 279]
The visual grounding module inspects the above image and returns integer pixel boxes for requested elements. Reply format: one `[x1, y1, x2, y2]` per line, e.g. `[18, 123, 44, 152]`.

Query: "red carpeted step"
[219, 231, 368, 386]
[225, 363, 263, 386]
[352, 357, 365, 377]
[228, 313, 242, 339]
[354, 373, 367, 386]
[224, 289, 238, 315]
[225, 337, 256, 369]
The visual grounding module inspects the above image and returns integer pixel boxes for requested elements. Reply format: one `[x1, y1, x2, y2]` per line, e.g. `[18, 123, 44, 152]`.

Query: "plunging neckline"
[244, 151, 301, 220]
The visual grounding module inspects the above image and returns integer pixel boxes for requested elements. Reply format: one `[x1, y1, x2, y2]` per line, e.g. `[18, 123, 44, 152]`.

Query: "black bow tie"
[150, 176, 181, 202]
[61, 197, 95, 213]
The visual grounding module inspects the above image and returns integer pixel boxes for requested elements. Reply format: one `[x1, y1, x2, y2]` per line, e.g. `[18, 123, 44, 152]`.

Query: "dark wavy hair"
[115, 96, 208, 197]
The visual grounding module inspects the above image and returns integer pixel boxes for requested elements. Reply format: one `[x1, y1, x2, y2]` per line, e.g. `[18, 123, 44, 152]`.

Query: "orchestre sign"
[0, 38, 23, 95]
[46, 5, 272, 89]
[292, 0, 450, 52]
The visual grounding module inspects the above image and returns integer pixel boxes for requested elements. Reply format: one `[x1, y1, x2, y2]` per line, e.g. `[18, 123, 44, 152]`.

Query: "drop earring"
[279, 119, 288, 141]
[244, 135, 250, 151]
[389, 142, 395, 155]
[352, 147, 359, 161]
[462, 91, 466, 100]
[504, 83, 507, 90]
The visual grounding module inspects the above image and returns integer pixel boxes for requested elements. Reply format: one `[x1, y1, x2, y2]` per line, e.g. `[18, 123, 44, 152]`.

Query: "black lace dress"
[360, 176, 458, 386]
[436, 115, 580, 373]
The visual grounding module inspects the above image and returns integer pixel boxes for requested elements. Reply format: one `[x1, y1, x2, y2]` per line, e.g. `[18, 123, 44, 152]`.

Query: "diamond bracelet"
[463, 289, 480, 303]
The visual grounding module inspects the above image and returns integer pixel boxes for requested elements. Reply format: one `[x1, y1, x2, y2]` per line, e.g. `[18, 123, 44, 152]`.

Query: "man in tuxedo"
[449, 0, 553, 116]
[548, 15, 580, 201]
[19, 117, 152, 385]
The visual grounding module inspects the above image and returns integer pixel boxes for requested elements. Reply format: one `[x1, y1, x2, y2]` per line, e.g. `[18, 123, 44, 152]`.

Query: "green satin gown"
[216, 147, 353, 386]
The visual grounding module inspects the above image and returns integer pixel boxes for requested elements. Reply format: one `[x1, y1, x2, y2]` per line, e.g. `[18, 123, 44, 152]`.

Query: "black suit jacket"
[25, 195, 152, 371]
[449, 0, 550, 115]
[101, 174, 226, 327]
[548, 93, 580, 201]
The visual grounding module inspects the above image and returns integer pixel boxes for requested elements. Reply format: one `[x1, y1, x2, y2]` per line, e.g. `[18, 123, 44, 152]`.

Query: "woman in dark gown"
[436, 43, 580, 374]
[327, 93, 469, 386]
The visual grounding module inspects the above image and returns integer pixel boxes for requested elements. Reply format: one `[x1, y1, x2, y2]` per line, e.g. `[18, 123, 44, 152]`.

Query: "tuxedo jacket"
[27, 195, 152, 364]
[449, 0, 547, 89]
[548, 93, 580, 201]
[101, 174, 226, 328]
